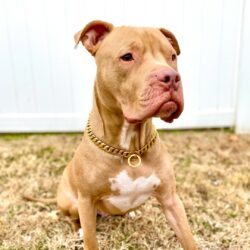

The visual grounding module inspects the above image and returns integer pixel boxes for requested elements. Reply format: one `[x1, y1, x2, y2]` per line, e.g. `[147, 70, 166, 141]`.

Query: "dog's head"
[75, 20, 183, 124]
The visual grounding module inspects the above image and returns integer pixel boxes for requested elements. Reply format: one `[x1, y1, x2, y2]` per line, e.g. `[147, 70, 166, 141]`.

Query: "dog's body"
[57, 21, 197, 250]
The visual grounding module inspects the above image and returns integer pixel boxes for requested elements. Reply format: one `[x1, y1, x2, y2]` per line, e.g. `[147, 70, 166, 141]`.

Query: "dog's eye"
[172, 54, 177, 61]
[120, 53, 134, 61]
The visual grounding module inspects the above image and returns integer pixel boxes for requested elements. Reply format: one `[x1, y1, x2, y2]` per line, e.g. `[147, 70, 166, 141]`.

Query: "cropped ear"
[159, 28, 181, 55]
[74, 20, 114, 55]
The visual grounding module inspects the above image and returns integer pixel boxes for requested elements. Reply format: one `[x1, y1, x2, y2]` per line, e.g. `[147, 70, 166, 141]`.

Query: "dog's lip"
[154, 100, 178, 117]
[160, 115, 175, 123]
[160, 102, 183, 123]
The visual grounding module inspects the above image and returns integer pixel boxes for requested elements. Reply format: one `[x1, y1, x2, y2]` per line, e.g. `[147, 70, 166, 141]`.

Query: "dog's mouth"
[123, 100, 182, 124]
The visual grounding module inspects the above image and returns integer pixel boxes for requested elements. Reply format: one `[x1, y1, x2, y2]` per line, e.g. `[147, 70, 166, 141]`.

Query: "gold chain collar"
[86, 120, 158, 168]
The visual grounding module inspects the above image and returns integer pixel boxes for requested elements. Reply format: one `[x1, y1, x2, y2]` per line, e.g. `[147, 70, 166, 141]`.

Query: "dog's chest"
[106, 170, 161, 212]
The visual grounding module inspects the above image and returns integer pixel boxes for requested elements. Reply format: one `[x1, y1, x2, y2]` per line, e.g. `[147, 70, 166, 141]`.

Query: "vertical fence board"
[0, 1, 18, 112]
[236, 0, 250, 133]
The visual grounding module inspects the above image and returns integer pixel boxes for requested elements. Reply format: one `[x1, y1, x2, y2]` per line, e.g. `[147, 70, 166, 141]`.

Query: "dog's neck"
[89, 87, 155, 152]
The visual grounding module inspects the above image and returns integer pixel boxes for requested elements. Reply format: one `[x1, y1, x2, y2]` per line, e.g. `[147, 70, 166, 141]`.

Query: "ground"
[0, 130, 249, 250]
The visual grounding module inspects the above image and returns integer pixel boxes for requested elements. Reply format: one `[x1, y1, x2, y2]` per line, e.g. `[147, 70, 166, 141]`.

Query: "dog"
[56, 20, 197, 250]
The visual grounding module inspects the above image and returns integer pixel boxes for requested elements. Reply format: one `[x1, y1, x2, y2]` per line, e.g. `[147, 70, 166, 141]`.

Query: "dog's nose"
[156, 69, 181, 89]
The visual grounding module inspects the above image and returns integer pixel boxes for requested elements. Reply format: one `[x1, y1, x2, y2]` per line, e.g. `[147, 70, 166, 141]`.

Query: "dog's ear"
[74, 20, 113, 55]
[159, 28, 180, 55]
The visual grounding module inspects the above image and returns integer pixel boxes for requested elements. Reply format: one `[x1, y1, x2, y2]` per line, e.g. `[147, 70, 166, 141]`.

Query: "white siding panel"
[217, 0, 244, 111]
[22, 0, 54, 113]
[42, 0, 73, 113]
[236, 0, 250, 133]
[0, 1, 18, 112]
[0, 113, 84, 132]
[3, 0, 37, 113]
[178, 0, 204, 112]
[198, 0, 224, 111]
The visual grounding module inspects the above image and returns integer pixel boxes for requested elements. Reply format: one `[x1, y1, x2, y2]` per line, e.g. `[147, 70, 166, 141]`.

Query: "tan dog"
[57, 20, 197, 250]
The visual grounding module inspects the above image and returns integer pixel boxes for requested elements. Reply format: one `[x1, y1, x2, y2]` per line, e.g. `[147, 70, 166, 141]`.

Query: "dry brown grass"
[0, 130, 249, 250]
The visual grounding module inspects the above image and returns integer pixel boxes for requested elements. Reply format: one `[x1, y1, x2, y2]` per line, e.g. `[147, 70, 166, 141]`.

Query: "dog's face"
[75, 20, 184, 123]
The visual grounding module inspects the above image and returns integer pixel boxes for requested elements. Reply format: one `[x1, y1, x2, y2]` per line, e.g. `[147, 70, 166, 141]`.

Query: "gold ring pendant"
[128, 154, 141, 168]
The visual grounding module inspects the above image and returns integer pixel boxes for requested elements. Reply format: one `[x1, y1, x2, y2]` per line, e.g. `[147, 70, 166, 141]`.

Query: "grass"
[0, 131, 249, 249]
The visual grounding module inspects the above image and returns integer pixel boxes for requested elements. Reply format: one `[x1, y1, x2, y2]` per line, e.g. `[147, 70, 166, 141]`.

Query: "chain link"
[86, 119, 158, 158]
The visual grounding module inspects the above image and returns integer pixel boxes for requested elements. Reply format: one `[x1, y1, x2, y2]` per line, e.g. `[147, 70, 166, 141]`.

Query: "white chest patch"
[107, 170, 161, 212]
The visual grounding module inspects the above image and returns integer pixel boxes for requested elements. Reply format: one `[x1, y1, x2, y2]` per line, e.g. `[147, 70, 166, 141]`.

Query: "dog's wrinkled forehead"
[97, 27, 175, 58]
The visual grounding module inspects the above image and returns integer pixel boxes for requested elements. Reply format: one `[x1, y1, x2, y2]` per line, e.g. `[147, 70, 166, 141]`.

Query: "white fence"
[0, 0, 249, 133]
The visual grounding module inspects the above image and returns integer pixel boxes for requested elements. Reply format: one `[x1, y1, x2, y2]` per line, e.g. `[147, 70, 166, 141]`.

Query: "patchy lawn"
[0, 130, 249, 249]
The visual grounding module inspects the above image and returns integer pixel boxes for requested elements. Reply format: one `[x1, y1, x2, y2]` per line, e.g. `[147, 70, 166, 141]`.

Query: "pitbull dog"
[57, 20, 197, 250]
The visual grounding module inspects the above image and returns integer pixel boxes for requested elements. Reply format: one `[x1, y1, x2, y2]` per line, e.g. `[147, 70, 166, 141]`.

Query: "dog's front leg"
[157, 193, 197, 250]
[78, 192, 98, 250]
